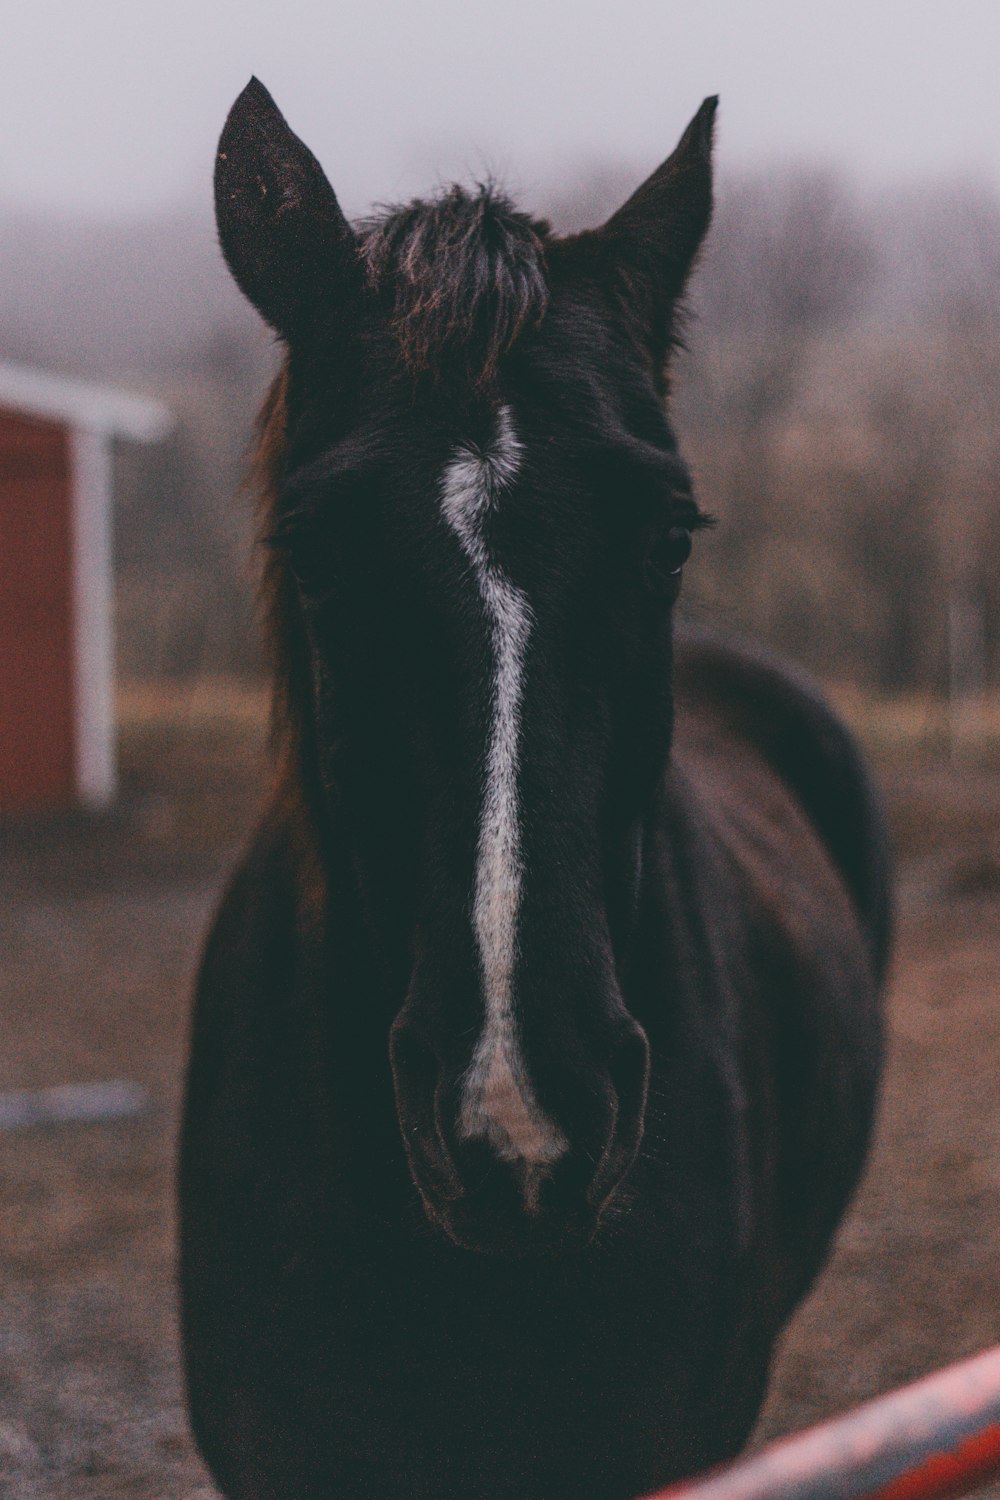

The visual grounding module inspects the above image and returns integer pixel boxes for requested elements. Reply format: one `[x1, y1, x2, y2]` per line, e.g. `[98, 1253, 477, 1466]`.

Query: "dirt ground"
[2, 681, 999, 1499]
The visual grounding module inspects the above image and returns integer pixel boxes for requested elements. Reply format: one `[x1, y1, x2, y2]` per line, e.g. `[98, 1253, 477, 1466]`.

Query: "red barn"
[0, 363, 171, 814]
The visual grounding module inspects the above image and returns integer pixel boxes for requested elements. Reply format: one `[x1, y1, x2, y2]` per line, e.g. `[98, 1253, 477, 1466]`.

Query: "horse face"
[215, 80, 715, 1254]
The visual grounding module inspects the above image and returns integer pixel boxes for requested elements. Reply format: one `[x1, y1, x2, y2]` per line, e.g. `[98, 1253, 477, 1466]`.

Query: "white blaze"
[440, 405, 568, 1192]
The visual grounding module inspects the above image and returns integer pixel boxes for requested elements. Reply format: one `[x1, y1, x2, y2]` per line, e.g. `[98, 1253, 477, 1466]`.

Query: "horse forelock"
[358, 184, 550, 387]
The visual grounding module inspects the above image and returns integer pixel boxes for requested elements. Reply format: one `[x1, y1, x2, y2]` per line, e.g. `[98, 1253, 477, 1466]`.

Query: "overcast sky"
[1, 0, 998, 222]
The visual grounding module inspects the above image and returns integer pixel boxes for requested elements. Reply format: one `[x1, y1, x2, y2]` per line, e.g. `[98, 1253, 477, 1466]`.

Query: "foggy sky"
[1, 0, 998, 222]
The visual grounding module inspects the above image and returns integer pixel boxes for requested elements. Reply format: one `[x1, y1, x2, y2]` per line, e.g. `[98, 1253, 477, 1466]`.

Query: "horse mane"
[251, 365, 309, 766]
[358, 183, 550, 387]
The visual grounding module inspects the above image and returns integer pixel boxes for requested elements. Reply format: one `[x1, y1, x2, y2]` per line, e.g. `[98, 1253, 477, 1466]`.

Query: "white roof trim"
[0, 360, 172, 443]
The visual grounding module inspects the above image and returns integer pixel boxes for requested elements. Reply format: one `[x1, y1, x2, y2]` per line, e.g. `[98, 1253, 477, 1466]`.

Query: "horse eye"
[647, 526, 693, 584]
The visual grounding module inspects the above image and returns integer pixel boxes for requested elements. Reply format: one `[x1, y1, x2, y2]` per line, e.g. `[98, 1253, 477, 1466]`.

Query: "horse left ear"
[215, 77, 361, 344]
[557, 97, 717, 360]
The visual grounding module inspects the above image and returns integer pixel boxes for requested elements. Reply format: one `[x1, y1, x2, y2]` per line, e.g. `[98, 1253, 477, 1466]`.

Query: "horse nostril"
[389, 1019, 464, 1204]
[588, 1021, 650, 1211]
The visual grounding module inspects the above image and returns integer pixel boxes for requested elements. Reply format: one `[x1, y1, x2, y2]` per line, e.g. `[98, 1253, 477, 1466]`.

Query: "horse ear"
[215, 78, 360, 343]
[557, 97, 717, 360]
[604, 96, 717, 298]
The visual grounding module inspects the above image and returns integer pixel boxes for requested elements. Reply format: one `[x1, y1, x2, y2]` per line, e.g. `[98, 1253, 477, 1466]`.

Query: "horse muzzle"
[389, 1012, 650, 1256]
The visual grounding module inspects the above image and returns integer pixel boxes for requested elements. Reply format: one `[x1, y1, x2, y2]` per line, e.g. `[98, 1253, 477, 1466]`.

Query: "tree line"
[1, 167, 996, 690]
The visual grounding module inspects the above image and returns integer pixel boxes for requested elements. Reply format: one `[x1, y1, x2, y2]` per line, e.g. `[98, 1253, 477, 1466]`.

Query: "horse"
[179, 77, 890, 1500]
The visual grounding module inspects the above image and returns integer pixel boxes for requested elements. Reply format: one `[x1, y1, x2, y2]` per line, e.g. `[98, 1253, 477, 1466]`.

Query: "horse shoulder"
[179, 793, 337, 1490]
[184, 799, 317, 1087]
[673, 627, 892, 985]
[670, 630, 888, 1305]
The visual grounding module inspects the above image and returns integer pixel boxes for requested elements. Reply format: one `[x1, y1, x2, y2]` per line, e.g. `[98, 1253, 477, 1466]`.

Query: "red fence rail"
[642, 1346, 1000, 1500]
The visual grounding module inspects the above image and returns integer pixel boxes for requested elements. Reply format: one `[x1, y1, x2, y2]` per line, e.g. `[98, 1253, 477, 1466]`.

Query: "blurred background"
[1, 3, 999, 1497]
[3, 0, 999, 693]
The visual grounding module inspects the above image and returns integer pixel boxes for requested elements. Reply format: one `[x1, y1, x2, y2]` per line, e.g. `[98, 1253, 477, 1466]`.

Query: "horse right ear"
[215, 78, 360, 344]
[551, 97, 717, 371]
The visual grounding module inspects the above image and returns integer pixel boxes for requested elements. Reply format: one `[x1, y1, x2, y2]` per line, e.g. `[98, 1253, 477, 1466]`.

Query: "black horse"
[180, 78, 889, 1500]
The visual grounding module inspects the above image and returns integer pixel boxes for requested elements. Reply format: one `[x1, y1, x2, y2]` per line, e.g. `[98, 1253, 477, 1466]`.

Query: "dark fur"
[181, 80, 888, 1500]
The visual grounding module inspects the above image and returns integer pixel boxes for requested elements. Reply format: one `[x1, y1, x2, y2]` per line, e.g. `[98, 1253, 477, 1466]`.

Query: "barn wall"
[0, 410, 76, 811]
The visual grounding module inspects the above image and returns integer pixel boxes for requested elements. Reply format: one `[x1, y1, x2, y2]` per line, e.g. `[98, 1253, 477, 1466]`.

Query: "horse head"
[215, 78, 715, 1254]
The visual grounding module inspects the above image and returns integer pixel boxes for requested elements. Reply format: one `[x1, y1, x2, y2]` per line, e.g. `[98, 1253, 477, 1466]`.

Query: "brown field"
[2, 680, 999, 1499]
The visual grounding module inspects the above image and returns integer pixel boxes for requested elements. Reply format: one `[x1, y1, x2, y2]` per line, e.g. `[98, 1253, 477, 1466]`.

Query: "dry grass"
[118, 676, 268, 732]
[831, 684, 1000, 763]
